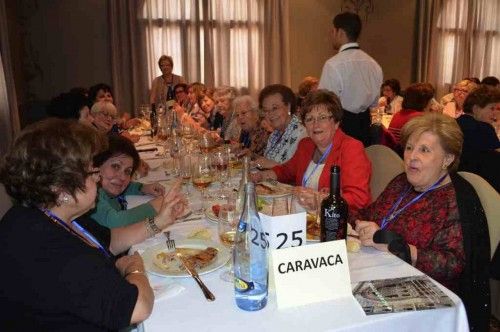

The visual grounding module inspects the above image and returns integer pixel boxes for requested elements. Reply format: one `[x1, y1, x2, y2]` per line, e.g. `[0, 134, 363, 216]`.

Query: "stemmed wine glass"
[212, 149, 230, 199]
[218, 202, 239, 282]
[191, 153, 214, 200]
[179, 154, 192, 196]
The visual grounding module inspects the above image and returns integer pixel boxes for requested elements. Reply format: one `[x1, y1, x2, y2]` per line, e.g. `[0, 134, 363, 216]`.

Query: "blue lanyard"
[41, 208, 112, 258]
[380, 173, 448, 230]
[302, 143, 333, 187]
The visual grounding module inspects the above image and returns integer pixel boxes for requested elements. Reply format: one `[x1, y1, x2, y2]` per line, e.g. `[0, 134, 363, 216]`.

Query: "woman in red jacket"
[251, 89, 371, 209]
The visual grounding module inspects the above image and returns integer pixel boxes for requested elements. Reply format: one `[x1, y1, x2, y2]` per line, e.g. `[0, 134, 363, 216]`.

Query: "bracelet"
[145, 217, 161, 236]
[125, 269, 146, 277]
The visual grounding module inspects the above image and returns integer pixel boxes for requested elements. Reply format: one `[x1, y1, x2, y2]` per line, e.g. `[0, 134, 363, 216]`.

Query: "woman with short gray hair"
[234, 95, 270, 158]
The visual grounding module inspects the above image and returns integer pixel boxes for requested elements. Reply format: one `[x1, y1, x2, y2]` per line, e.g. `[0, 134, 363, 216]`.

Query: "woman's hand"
[141, 182, 165, 196]
[253, 157, 278, 170]
[155, 181, 188, 229]
[115, 252, 146, 277]
[249, 170, 277, 183]
[355, 220, 388, 252]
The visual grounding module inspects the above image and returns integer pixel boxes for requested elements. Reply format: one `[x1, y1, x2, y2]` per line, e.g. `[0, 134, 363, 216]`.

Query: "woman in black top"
[0, 119, 157, 331]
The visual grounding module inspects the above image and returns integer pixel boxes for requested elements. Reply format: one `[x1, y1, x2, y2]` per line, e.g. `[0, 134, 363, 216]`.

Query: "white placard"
[270, 240, 352, 309]
[259, 212, 306, 250]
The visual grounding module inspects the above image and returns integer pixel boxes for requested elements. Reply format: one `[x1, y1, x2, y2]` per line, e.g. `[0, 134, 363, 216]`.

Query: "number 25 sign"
[259, 212, 307, 250]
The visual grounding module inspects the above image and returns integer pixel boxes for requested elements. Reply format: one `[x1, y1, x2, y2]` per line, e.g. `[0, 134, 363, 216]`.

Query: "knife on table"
[176, 253, 215, 301]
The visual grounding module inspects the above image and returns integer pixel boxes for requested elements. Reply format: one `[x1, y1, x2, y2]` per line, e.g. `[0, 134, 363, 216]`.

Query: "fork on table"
[164, 231, 176, 250]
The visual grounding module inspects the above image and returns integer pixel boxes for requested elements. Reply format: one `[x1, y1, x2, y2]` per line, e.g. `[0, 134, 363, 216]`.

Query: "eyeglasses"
[303, 114, 333, 124]
[453, 88, 468, 94]
[86, 170, 101, 182]
[262, 104, 286, 116]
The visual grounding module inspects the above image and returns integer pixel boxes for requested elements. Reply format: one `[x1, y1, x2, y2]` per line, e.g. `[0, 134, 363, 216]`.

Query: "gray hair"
[91, 101, 117, 117]
[213, 86, 237, 101]
[233, 95, 258, 115]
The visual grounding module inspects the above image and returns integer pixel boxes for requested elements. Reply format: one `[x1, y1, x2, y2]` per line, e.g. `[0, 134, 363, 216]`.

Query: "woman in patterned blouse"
[253, 84, 307, 169]
[354, 113, 465, 286]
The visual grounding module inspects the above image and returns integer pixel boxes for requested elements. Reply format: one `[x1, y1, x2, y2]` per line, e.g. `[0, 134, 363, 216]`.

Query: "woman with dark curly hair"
[0, 119, 185, 331]
[90, 134, 169, 228]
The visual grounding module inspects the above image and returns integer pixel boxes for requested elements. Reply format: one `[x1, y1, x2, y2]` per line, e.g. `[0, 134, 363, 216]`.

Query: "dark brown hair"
[258, 84, 297, 114]
[402, 83, 435, 111]
[0, 119, 107, 207]
[462, 85, 500, 114]
[93, 134, 141, 174]
[300, 89, 343, 124]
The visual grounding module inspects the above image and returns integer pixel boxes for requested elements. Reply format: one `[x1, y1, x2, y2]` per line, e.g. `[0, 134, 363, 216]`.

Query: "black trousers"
[340, 108, 371, 147]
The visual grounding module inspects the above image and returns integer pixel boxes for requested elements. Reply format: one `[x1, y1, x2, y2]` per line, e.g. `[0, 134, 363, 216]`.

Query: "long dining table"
[132, 135, 469, 332]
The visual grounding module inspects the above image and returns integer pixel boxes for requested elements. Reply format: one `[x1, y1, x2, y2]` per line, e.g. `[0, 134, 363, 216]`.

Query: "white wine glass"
[191, 153, 214, 200]
[212, 149, 229, 199]
[218, 203, 239, 282]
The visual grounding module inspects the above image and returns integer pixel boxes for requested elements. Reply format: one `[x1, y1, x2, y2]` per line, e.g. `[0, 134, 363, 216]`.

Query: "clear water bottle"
[236, 156, 250, 212]
[234, 182, 268, 311]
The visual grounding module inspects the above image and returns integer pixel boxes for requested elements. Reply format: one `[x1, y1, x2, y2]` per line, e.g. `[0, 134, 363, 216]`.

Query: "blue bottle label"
[234, 277, 255, 293]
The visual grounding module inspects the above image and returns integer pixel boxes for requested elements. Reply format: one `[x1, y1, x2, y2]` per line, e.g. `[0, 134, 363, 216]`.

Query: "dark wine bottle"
[150, 103, 158, 138]
[320, 165, 348, 242]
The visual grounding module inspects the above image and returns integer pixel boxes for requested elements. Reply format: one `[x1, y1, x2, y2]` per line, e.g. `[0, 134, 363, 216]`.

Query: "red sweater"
[272, 129, 372, 209]
[387, 109, 423, 144]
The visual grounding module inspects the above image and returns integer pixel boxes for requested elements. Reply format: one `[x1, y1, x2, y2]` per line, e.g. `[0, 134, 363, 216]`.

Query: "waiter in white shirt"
[319, 12, 382, 146]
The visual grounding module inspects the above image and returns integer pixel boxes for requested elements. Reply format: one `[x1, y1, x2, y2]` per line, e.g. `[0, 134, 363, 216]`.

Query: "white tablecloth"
[131, 219, 469, 332]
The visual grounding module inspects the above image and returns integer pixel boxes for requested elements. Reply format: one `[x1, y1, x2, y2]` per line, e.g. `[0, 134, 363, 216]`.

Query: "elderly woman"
[252, 89, 371, 209]
[457, 85, 500, 191]
[442, 79, 479, 118]
[387, 83, 434, 144]
[214, 86, 240, 141]
[352, 113, 490, 331]
[91, 100, 118, 133]
[150, 55, 185, 105]
[91, 134, 168, 228]
[253, 84, 308, 169]
[0, 119, 183, 330]
[234, 95, 270, 158]
[378, 78, 403, 114]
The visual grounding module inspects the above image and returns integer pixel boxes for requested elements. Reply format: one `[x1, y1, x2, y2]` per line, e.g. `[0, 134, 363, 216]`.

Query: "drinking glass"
[191, 153, 214, 199]
[294, 188, 320, 241]
[212, 149, 230, 199]
[199, 132, 215, 154]
[218, 202, 239, 282]
[271, 196, 290, 216]
[168, 136, 183, 176]
[179, 154, 192, 196]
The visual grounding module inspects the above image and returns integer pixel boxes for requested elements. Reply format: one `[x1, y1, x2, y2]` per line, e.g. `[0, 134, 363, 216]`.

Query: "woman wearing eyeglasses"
[442, 79, 479, 119]
[252, 89, 371, 209]
[252, 84, 308, 169]
[0, 119, 184, 330]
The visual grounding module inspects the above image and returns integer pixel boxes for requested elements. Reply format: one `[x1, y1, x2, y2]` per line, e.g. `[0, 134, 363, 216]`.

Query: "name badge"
[270, 240, 352, 309]
[259, 212, 306, 250]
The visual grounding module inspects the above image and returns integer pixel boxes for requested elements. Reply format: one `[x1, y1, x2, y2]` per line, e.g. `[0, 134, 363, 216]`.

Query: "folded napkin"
[150, 279, 185, 302]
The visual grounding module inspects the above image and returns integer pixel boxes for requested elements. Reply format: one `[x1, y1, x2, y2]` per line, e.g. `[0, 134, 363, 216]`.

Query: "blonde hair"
[400, 113, 463, 171]
[91, 101, 118, 118]
[158, 55, 173, 67]
[454, 79, 479, 94]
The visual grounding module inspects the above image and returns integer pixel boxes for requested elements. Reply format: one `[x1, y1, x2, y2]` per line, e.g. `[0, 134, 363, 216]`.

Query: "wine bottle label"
[234, 277, 255, 293]
[323, 209, 346, 241]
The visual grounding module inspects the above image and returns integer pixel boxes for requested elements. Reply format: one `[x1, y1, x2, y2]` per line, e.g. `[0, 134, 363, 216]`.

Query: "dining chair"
[365, 144, 404, 202]
[458, 171, 499, 258]
[458, 171, 500, 320]
[0, 184, 12, 219]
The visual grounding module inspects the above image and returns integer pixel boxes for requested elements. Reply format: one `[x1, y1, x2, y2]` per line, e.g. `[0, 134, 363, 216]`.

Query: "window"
[140, 0, 263, 91]
[436, 0, 500, 86]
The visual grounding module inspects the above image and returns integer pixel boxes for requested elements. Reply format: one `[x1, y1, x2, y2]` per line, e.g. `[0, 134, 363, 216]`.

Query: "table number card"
[270, 240, 352, 309]
[259, 212, 306, 250]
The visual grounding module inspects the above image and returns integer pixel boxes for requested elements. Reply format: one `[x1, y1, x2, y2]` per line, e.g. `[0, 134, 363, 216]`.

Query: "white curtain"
[417, 0, 500, 98]
[138, 0, 289, 96]
[0, 0, 20, 155]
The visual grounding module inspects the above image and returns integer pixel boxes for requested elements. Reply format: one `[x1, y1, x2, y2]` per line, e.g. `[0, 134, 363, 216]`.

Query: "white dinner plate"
[205, 207, 219, 224]
[255, 182, 293, 199]
[141, 239, 230, 278]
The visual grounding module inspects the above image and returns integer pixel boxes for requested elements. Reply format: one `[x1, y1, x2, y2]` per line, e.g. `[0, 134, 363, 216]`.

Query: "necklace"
[380, 173, 448, 230]
[40, 208, 112, 258]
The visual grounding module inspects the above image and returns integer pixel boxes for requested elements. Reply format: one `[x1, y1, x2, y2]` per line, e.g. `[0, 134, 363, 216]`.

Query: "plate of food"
[141, 239, 230, 278]
[256, 181, 293, 198]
